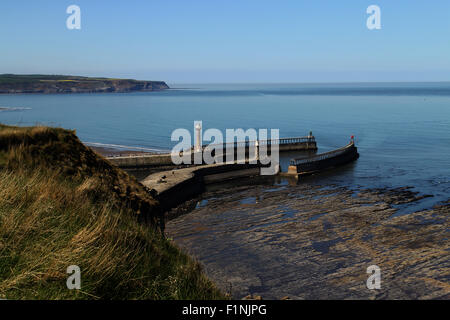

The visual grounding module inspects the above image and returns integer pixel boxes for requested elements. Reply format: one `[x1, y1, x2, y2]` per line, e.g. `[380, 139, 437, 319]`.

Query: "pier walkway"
[106, 134, 317, 169]
[141, 159, 271, 211]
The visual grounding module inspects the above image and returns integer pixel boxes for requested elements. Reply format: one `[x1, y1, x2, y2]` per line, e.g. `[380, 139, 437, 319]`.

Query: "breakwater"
[141, 161, 271, 212]
[112, 136, 360, 212]
[287, 141, 359, 176]
[106, 135, 317, 170]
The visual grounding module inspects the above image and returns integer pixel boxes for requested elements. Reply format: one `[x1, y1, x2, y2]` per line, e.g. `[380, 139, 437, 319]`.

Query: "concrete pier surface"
[141, 160, 273, 211]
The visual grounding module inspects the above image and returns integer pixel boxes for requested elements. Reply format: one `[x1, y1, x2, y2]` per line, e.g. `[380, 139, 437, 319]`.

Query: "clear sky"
[1, 0, 449, 83]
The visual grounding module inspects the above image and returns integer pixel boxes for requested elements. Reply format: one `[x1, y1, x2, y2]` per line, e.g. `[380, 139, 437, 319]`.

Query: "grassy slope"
[0, 125, 224, 299]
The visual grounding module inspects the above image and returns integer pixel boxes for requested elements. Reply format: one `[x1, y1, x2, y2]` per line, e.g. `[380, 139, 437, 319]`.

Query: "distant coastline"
[0, 106, 32, 112]
[0, 74, 169, 94]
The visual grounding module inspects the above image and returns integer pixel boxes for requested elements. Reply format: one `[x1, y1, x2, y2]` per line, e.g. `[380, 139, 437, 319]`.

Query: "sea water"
[1, 82, 449, 205]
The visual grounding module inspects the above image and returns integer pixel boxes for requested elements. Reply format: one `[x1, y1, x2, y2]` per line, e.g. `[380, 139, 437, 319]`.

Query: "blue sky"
[1, 0, 449, 83]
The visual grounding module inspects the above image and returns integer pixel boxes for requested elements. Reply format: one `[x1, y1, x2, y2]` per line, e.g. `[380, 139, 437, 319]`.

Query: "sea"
[1, 82, 449, 208]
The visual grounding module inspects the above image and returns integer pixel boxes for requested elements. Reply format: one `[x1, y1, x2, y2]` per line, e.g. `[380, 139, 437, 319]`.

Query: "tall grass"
[0, 124, 160, 224]
[0, 125, 225, 299]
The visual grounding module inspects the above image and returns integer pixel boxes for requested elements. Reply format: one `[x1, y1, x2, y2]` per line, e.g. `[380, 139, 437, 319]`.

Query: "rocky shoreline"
[165, 182, 449, 299]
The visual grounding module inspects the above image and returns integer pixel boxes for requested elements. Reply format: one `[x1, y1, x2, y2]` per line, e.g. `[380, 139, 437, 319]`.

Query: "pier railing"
[203, 136, 315, 150]
[289, 141, 355, 166]
[105, 135, 316, 159]
[105, 150, 170, 158]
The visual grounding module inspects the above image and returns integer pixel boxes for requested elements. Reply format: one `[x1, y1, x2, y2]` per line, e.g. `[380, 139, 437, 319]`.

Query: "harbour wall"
[141, 162, 268, 212]
[107, 140, 317, 169]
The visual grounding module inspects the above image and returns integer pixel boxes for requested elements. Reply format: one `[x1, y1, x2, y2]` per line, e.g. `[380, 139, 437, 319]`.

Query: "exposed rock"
[166, 183, 450, 299]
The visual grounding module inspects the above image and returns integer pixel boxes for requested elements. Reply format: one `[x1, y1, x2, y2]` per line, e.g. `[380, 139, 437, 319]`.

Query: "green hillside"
[0, 124, 223, 299]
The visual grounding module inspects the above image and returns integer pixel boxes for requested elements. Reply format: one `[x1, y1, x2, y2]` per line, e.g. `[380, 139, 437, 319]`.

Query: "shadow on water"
[280, 160, 359, 187]
[279, 150, 318, 172]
